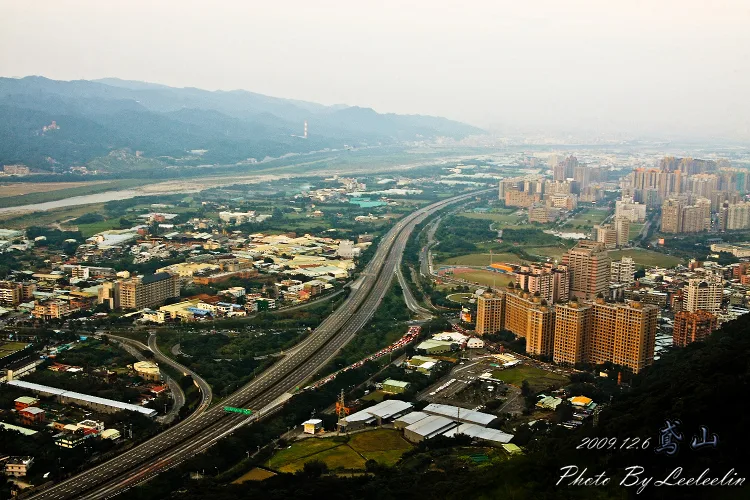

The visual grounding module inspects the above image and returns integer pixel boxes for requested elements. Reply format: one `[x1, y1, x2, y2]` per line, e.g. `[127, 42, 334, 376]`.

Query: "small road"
[148, 333, 212, 416]
[107, 333, 212, 424]
[396, 267, 433, 320]
[108, 336, 183, 424]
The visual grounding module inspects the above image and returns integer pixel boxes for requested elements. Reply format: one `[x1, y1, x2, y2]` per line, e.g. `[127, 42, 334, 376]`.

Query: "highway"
[27, 189, 488, 500]
[396, 267, 433, 319]
[106, 334, 213, 423]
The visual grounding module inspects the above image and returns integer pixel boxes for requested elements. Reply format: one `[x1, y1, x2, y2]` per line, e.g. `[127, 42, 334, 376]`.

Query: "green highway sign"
[224, 406, 253, 415]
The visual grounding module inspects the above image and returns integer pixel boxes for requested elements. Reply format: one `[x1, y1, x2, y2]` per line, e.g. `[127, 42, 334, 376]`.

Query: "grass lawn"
[438, 252, 524, 266]
[74, 218, 124, 237]
[232, 468, 276, 483]
[349, 429, 412, 454]
[0, 341, 31, 355]
[446, 293, 475, 304]
[492, 364, 569, 392]
[277, 445, 366, 473]
[563, 208, 610, 228]
[461, 212, 526, 224]
[629, 223, 645, 239]
[269, 429, 413, 473]
[609, 249, 683, 268]
[267, 438, 342, 470]
[448, 270, 515, 288]
[525, 245, 571, 261]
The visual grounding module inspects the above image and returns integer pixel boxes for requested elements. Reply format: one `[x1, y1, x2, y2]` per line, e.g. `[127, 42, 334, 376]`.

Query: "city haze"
[1, 1, 750, 140]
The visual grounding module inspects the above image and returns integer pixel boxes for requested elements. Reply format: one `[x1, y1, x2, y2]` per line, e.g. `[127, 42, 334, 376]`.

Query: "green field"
[0, 341, 30, 356]
[492, 364, 569, 392]
[461, 211, 526, 224]
[268, 429, 412, 473]
[629, 223, 645, 239]
[563, 208, 610, 228]
[268, 438, 342, 470]
[447, 270, 515, 288]
[232, 467, 277, 483]
[609, 249, 683, 268]
[525, 245, 572, 261]
[74, 218, 124, 237]
[446, 293, 475, 304]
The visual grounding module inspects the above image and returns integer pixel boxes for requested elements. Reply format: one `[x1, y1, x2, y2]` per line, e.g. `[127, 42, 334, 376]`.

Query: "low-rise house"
[5, 456, 34, 477]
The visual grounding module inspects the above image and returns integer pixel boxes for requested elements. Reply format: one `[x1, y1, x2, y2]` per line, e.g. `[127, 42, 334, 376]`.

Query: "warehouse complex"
[339, 399, 512, 446]
[5, 380, 158, 417]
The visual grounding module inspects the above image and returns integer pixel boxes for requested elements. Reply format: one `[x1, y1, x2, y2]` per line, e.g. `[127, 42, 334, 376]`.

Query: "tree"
[301, 459, 328, 478]
[521, 380, 531, 397]
[553, 401, 574, 423]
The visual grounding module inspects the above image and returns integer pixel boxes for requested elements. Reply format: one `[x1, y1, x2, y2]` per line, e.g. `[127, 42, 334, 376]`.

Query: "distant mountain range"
[0, 76, 482, 171]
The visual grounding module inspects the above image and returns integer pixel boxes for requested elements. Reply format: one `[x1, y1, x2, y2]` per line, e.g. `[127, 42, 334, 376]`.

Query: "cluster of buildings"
[593, 217, 630, 249]
[476, 286, 657, 373]
[620, 157, 750, 235]
[339, 399, 514, 446]
[498, 156, 610, 223]
[473, 239, 739, 373]
[0, 228, 367, 322]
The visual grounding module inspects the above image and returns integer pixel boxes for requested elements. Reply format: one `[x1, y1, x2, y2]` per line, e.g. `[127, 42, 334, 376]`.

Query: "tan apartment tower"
[562, 240, 610, 299]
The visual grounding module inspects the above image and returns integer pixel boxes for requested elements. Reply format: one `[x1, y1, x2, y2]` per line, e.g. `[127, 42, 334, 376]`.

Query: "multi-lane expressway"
[28, 189, 487, 500]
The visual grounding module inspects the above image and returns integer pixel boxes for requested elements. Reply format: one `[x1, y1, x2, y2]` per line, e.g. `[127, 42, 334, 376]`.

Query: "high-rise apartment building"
[673, 310, 717, 347]
[610, 300, 658, 373]
[475, 291, 505, 335]
[615, 196, 646, 222]
[661, 198, 683, 233]
[553, 298, 657, 373]
[610, 257, 635, 286]
[562, 241, 610, 299]
[661, 197, 710, 233]
[614, 217, 630, 247]
[594, 224, 618, 249]
[526, 304, 555, 357]
[553, 301, 591, 366]
[684, 273, 723, 314]
[726, 201, 750, 230]
[553, 155, 578, 182]
[118, 273, 180, 310]
[515, 263, 569, 304]
[528, 203, 561, 223]
[573, 165, 590, 189]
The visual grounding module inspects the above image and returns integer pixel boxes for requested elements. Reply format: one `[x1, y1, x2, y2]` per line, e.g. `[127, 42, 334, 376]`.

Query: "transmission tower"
[337, 389, 348, 432]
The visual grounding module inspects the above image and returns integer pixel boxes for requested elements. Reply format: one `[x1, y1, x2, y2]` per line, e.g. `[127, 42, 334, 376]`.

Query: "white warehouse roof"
[7, 380, 158, 417]
[442, 423, 513, 444]
[346, 399, 413, 424]
[423, 403, 496, 426]
[394, 411, 429, 427]
[405, 415, 457, 439]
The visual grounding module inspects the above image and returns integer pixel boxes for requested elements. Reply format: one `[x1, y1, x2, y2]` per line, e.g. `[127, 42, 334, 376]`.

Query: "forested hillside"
[0, 76, 481, 170]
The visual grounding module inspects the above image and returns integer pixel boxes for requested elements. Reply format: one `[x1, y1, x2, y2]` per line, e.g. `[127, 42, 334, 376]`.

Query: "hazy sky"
[2, 1, 749, 139]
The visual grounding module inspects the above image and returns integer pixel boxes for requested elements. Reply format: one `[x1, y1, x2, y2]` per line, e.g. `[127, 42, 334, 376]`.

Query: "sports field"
[492, 364, 569, 392]
[438, 252, 523, 266]
[268, 429, 412, 473]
